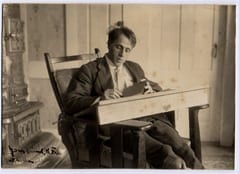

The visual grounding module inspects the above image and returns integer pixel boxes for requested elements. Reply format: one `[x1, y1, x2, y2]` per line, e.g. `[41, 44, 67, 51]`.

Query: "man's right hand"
[103, 88, 123, 100]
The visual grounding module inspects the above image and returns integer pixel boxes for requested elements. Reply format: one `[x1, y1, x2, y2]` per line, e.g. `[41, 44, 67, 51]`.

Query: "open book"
[122, 81, 146, 97]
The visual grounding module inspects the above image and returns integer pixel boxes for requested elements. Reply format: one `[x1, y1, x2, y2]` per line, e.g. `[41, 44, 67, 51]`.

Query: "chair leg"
[132, 130, 146, 168]
[189, 107, 202, 162]
[89, 138, 101, 168]
[166, 111, 176, 128]
[189, 105, 209, 162]
[110, 125, 124, 168]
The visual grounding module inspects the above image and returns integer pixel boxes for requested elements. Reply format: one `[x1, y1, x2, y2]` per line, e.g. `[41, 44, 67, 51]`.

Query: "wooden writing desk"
[97, 86, 209, 125]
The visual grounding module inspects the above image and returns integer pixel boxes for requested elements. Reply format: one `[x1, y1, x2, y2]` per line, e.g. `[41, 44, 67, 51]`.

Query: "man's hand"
[143, 81, 155, 94]
[103, 88, 123, 100]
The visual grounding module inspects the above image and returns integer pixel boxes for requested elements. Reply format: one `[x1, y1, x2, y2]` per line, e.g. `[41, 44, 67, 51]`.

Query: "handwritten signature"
[8, 145, 59, 164]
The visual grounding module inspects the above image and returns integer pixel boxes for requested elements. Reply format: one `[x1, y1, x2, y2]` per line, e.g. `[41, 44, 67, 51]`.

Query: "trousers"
[134, 114, 204, 169]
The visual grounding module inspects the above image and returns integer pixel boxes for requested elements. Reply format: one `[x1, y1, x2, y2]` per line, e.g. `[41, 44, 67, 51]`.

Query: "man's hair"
[107, 21, 137, 48]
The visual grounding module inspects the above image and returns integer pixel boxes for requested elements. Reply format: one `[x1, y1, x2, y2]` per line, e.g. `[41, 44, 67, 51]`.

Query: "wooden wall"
[21, 4, 235, 145]
[21, 4, 65, 132]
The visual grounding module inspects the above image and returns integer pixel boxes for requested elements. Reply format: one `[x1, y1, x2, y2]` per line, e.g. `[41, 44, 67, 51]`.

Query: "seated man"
[64, 22, 204, 169]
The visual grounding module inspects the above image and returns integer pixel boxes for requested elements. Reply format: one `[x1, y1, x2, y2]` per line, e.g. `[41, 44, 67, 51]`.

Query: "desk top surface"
[99, 86, 209, 106]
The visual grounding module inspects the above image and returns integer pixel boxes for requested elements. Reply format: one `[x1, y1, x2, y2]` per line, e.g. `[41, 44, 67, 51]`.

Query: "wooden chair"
[44, 49, 153, 168]
[44, 49, 208, 168]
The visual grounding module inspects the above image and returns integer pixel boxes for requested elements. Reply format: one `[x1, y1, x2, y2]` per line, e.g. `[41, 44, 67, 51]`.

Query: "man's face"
[108, 34, 133, 67]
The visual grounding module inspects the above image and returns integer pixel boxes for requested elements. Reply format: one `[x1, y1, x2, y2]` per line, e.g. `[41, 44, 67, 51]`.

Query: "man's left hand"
[144, 81, 155, 94]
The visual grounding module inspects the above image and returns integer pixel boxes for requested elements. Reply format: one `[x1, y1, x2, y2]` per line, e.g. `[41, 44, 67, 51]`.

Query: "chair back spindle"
[44, 51, 99, 113]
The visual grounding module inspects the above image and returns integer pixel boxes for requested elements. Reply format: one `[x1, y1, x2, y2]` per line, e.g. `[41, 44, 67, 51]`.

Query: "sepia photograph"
[1, 2, 237, 172]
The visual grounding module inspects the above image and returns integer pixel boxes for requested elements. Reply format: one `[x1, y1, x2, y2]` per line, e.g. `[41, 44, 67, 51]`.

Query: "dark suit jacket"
[64, 56, 162, 115]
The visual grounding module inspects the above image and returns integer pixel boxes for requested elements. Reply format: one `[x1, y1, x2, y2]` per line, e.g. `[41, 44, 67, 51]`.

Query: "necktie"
[114, 67, 119, 89]
[114, 67, 127, 92]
